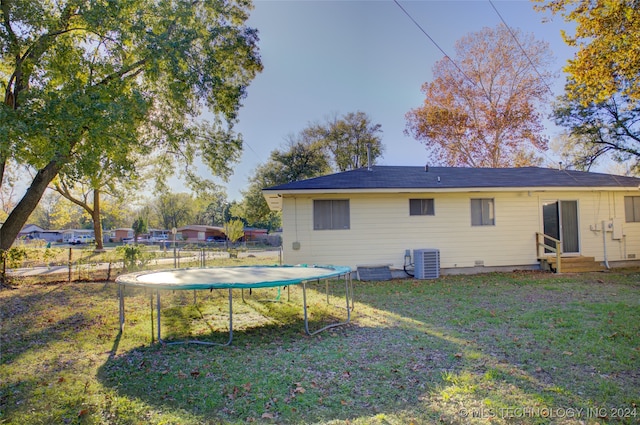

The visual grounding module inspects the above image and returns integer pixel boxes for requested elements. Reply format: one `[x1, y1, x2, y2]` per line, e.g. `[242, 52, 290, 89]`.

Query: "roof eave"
[264, 185, 640, 195]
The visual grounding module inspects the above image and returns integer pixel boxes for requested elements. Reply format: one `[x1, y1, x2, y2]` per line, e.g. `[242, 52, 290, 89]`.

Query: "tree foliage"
[153, 193, 195, 231]
[241, 134, 330, 229]
[190, 187, 228, 227]
[535, 0, 640, 172]
[225, 219, 245, 244]
[535, 0, 640, 105]
[306, 111, 384, 171]
[131, 217, 148, 244]
[29, 192, 82, 230]
[405, 24, 553, 168]
[552, 94, 640, 172]
[0, 0, 262, 251]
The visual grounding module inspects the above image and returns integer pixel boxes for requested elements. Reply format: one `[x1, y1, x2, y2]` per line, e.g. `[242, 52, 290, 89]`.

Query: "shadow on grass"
[0, 283, 108, 365]
[96, 324, 463, 424]
[94, 283, 450, 423]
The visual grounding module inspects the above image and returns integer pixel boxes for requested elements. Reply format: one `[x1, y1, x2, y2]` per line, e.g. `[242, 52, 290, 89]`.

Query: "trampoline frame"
[116, 265, 353, 346]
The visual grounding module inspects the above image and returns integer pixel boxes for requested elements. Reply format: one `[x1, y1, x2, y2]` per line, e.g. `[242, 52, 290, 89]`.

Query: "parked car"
[68, 235, 95, 245]
[123, 237, 149, 245]
[149, 235, 168, 243]
[206, 236, 226, 244]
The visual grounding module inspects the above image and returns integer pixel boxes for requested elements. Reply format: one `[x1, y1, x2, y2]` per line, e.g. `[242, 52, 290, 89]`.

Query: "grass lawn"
[1, 260, 639, 424]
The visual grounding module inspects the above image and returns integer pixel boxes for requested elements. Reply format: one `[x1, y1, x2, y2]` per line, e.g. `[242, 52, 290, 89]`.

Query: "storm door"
[542, 200, 579, 254]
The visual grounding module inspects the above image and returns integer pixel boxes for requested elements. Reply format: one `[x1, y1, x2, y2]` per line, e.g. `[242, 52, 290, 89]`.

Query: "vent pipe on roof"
[425, 164, 429, 172]
[366, 143, 372, 171]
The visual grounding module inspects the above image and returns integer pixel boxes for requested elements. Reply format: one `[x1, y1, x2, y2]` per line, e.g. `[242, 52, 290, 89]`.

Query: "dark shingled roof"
[264, 166, 640, 191]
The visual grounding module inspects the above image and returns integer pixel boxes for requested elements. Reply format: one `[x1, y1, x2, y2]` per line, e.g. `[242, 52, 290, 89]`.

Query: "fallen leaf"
[563, 351, 573, 356]
[78, 409, 89, 417]
[262, 412, 275, 419]
[454, 353, 463, 358]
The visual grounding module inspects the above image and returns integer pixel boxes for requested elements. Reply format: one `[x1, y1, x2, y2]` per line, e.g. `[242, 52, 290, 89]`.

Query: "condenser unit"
[413, 249, 440, 279]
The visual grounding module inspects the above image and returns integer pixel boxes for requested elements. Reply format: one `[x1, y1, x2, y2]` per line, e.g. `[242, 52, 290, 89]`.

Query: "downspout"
[602, 220, 611, 270]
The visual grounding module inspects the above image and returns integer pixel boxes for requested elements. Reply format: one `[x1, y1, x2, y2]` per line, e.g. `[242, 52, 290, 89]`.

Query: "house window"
[313, 200, 350, 230]
[409, 199, 435, 216]
[624, 196, 640, 222]
[471, 198, 495, 226]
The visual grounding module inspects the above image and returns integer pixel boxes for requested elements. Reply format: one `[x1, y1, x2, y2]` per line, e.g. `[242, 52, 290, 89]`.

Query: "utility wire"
[488, 0, 564, 169]
[392, 0, 476, 86]
[488, 0, 555, 97]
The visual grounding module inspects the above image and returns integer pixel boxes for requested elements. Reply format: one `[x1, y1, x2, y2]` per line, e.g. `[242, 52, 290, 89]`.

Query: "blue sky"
[218, 0, 577, 201]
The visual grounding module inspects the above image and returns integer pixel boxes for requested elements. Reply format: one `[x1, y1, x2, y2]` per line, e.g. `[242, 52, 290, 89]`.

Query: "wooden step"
[540, 256, 606, 273]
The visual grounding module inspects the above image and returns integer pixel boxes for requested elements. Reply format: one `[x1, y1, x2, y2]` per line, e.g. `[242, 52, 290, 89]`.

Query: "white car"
[123, 237, 149, 244]
[69, 235, 95, 245]
[149, 235, 169, 243]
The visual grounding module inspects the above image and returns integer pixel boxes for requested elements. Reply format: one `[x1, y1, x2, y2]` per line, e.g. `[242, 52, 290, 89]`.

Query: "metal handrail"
[536, 232, 562, 273]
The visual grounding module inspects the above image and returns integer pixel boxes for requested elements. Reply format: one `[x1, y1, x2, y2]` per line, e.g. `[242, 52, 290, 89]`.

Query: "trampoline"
[116, 265, 353, 346]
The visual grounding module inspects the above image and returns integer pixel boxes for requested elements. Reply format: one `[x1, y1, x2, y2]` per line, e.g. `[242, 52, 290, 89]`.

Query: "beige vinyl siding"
[280, 190, 640, 270]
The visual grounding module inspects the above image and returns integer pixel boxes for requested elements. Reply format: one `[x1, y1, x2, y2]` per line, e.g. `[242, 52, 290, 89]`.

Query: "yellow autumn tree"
[537, 0, 640, 172]
[535, 0, 640, 105]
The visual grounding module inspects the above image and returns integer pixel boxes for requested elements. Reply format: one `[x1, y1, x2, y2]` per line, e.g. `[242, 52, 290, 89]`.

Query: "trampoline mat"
[116, 265, 351, 290]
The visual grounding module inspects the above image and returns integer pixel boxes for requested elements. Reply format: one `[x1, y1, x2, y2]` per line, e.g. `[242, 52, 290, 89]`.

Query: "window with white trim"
[624, 196, 640, 222]
[471, 198, 495, 226]
[313, 200, 350, 230]
[409, 198, 435, 216]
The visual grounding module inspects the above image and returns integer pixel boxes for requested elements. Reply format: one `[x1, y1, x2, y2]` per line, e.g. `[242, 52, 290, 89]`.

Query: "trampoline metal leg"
[118, 284, 125, 333]
[157, 290, 161, 343]
[163, 288, 233, 346]
[150, 291, 154, 343]
[303, 273, 352, 336]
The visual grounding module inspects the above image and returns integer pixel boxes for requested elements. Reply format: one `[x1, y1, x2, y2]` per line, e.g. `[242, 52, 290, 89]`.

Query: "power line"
[488, 0, 555, 97]
[392, 0, 476, 86]
[488, 0, 564, 168]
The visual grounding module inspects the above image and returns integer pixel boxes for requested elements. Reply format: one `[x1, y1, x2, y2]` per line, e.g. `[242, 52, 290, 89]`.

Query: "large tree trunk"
[92, 188, 105, 251]
[0, 161, 62, 251]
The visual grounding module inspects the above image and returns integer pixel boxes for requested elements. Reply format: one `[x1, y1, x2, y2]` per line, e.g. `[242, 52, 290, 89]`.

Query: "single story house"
[18, 224, 62, 243]
[262, 166, 640, 276]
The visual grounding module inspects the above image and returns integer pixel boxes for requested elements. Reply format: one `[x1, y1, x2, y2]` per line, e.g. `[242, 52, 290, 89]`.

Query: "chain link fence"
[1, 243, 283, 285]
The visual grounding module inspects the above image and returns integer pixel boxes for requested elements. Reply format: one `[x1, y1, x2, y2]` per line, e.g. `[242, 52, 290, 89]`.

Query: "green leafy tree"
[306, 111, 384, 171]
[536, 1, 640, 172]
[154, 193, 195, 231]
[551, 95, 640, 172]
[0, 0, 262, 251]
[241, 135, 330, 229]
[131, 217, 148, 244]
[190, 186, 228, 226]
[405, 24, 553, 167]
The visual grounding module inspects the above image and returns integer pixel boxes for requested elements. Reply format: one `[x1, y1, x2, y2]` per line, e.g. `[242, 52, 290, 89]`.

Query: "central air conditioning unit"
[413, 249, 440, 279]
